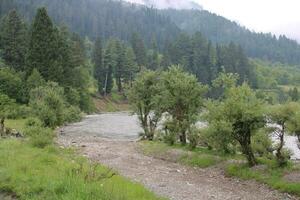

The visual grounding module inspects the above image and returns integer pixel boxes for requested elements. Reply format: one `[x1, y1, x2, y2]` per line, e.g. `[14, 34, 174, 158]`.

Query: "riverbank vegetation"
[1, 4, 300, 199]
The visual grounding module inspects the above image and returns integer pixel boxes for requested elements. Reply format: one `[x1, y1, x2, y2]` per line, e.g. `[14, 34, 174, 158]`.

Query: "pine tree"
[1, 10, 27, 71]
[131, 32, 147, 68]
[103, 43, 115, 95]
[123, 47, 138, 84]
[26, 7, 57, 79]
[114, 40, 125, 92]
[92, 37, 104, 93]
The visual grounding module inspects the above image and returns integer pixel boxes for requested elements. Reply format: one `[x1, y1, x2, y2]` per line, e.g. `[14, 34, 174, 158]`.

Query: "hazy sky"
[194, 0, 300, 41]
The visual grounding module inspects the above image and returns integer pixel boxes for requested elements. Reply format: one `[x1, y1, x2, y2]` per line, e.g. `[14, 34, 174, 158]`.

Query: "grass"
[226, 159, 300, 197]
[141, 141, 300, 197]
[5, 119, 27, 132]
[140, 141, 228, 168]
[0, 120, 164, 200]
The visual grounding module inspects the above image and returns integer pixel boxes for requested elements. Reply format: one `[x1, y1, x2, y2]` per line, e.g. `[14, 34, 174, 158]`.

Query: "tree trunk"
[179, 131, 186, 145]
[275, 124, 285, 165]
[0, 117, 5, 137]
[238, 130, 257, 166]
[117, 76, 122, 92]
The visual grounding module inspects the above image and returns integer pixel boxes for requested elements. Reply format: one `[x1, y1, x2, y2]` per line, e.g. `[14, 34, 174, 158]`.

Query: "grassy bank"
[0, 120, 164, 200]
[226, 160, 300, 197]
[139, 141, 240, 168]
[140, 141, 300, 197]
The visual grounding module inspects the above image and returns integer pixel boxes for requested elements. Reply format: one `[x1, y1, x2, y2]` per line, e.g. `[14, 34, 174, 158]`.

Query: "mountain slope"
[0, 0, 180, 48]
[123, 0, 202, 10]
[1, 0, 300, 65]
[161, 9, 300, 65]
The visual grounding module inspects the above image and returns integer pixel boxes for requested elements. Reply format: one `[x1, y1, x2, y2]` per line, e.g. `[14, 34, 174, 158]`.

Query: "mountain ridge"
[122, 0, 202, 10]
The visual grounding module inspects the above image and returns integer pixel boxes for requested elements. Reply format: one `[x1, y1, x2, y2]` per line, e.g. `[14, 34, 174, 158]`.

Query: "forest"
[0, 1, 300, 200]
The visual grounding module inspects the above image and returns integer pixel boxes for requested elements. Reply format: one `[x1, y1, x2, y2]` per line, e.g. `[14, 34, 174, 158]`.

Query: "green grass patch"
[5, 119, 27, 132]
[0, 139, 164, 200]
[140, 141, 227, 168]
[226, 159, 300, 197]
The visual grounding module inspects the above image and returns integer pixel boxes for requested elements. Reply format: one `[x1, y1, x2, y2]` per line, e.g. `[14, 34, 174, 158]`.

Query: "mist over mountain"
[123, 0, 202, 10]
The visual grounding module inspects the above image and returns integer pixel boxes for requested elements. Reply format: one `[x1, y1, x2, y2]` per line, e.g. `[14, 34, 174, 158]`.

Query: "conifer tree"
[1, 10, 27, 71]
[131, 32, 147, 67]
[92, 37, 104, 93]
[26, 7, 57, 79]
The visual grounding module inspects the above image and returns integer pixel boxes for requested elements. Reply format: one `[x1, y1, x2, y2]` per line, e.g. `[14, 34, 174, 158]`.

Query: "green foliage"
[267, 102, 300, 166]
[24, 125, 54, 148]
[226, 162, 300, 197]
[0, 9, 27, 71]
[159, 66, 207, 144]
[128, 70, 161, 140]
[26, 7, 58, 79]
[251, 129, 273, 158]
[0, 67, 23, 102]
[205, 73, 266, 166]
[0, 139, 164, 200]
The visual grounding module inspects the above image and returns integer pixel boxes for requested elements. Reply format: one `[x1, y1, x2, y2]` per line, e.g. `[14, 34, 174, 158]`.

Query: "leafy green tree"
[206, 74, 265, 166]
[0, 93, 15, 136]
[0, 10, 27, 71]
[288, 87, 299, 102]
[102, 41, 115, 95]
[128, 70, 162, 140]
[288, 110, 300, 144]
[0, 67, 23, 102]
[268, 102, 299, 166]
[26, 7, 57, 79]
[26, 68, 45, 92]
[223, 83, 265, 166]
[160, 66, 207, 144]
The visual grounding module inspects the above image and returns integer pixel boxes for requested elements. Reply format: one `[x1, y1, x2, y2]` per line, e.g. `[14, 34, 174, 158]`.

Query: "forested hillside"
[0, 0, 180, 48]
[162, 9, 300, 65]
[1, 0, 300, 65]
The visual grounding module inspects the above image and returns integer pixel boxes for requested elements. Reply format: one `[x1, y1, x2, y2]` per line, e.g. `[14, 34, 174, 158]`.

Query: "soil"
[57, 113, 299, 200]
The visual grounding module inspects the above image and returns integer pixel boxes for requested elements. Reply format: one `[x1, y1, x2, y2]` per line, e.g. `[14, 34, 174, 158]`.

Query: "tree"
[123, 47, 138, 85]
[92, 37, 104, 93]
[102, 43, 114, 95]
[128, 70, 162, 140]
[0, 93, 15, 136]
[0, 10, 27, 71]
[131, 33, 147, 67]
[268, 102, 299, 166]
[26, 68, 45, 92]
[288, 87, 299, 102]
[26, 7, 57, 79]
[0, 67, 23, 102]
[224, 83, 265, 166]
[206, 73, 265, 166]
[288, 110, 300, 144]
[160, 66, 207, 144]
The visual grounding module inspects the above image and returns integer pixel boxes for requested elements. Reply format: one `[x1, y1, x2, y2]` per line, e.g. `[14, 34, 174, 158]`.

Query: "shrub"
[63, 106, 82, 123]
[188, 126, 201, 149]
[24, 125, 54, 148]
[25, 117, 43, 128]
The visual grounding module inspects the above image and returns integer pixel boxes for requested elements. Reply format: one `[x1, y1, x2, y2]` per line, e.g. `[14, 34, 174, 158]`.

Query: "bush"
[30, 83, 67, 128]
[188, 126, 201, 149]
[25, 117, 43, 128]
[63, 106, 82, 123]
[24, 125, 54, 148]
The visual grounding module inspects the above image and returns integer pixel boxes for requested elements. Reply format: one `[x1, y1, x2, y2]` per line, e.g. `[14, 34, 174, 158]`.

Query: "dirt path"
[57, 114, 298, 200]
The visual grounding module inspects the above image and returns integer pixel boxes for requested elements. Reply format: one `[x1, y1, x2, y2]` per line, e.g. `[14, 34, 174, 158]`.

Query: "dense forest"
[162, 9, 300, 65]
[1, 0, 300, 65]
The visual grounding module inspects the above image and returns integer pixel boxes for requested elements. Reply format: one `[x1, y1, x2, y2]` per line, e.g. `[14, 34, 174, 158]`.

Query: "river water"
[61, 113, 300, 160]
